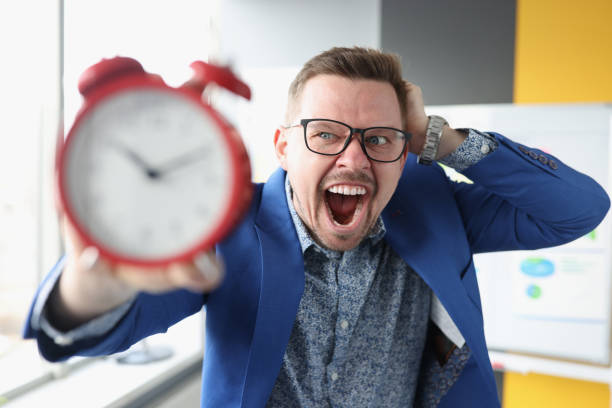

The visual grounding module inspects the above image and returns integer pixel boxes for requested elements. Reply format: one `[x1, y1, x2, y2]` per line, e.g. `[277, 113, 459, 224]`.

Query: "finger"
[166, 259, 223, 293]
[113, 264, 172, 293]
[404, 81, 420, 93]
[62, 217, 86, 254]
[111, 252, 224, 294]
[193, 251, 224, 282]
[78, 246, 112, 275]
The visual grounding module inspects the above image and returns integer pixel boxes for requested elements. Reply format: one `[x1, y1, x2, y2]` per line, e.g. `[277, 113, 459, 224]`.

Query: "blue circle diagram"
[526, 284, 542, 299]
[520, 258, 555, 278]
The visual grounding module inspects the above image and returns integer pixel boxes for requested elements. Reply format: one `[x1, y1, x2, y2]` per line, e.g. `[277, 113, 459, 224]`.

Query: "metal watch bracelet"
[417, 115, 448, 166]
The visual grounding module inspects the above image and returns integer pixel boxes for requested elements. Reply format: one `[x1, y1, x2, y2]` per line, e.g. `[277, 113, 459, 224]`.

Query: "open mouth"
[324, 185, 367, 226]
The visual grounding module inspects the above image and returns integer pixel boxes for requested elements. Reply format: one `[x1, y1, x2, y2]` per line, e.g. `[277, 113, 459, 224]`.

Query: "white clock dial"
[64, 88, 232, 260]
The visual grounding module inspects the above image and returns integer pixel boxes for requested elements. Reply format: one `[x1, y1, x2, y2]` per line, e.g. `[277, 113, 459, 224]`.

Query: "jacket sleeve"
[452, 133, 610, 253]
[22, 259, 206, 362]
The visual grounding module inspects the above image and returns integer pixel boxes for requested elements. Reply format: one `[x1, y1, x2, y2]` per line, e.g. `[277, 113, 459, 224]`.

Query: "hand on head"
[402, 81, 429, 155]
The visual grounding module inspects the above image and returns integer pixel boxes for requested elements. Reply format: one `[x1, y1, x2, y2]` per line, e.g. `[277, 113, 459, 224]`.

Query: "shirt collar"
[284, 175, 386, 255]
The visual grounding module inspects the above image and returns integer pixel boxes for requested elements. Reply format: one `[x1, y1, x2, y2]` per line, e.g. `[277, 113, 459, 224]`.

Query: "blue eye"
[318, 132, 337, 140]
[365, 135, 388, 146]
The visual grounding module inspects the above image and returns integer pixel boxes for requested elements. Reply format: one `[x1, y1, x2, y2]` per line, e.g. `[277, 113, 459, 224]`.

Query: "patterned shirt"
[266, 130, 497, 407]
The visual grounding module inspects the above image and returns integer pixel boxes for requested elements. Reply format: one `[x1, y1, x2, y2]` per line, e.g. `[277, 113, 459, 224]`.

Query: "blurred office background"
[1, 0, 611, 407]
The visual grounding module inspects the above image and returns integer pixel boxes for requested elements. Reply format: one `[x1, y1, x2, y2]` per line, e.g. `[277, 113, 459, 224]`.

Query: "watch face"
[62, 88, 233, 263]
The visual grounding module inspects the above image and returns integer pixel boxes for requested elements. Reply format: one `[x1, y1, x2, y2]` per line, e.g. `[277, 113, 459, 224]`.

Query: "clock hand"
[107, 139, 161, 179]
[156, 146, 210, 175]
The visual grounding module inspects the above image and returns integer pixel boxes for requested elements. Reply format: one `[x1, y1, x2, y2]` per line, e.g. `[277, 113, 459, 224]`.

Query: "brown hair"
[286, 47, 407, 128]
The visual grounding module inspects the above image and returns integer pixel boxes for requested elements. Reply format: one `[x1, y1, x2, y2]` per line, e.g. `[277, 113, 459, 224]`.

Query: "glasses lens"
[363, 127, 406, 161]
[304, 120, 351, 155]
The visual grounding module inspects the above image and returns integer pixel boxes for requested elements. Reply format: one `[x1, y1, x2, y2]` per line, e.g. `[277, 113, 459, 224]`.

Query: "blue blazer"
[24, 134, 609, 407]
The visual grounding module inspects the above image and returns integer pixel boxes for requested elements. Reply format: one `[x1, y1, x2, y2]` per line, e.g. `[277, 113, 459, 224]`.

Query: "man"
[25, 47, 609, 407]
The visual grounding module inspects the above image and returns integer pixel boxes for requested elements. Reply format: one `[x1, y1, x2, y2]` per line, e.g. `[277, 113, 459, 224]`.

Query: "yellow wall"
[506, 1, 612, 406]
[514, 0, 612, 103]
[504, 372, 609, 408]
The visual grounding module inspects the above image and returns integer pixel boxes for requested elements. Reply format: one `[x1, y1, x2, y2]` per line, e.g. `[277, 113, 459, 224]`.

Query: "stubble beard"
[290, 177, 379, 252]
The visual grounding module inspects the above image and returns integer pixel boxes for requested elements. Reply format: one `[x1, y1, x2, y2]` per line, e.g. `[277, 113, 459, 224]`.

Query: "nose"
[336, 133, 371, 170]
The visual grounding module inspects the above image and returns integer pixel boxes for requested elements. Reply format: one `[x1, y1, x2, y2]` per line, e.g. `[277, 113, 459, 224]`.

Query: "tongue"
[326, 191, 359, 224]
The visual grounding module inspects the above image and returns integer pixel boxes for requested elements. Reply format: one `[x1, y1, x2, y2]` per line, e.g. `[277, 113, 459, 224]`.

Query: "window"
[1, 0, 214, 400]
[0, 0, 62, 395]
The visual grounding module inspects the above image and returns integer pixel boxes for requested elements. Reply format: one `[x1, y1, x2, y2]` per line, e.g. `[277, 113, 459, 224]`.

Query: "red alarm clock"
[57, 57, 252, 267]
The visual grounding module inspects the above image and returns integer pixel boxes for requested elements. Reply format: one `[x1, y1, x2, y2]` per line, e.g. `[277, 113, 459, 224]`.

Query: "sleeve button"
[538, 155, 549, 165]
[54, 334, 74, 346]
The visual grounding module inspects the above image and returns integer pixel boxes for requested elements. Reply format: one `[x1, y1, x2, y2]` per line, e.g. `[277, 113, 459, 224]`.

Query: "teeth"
[327, 185, 366, 195]
[328, 189, 365, 227]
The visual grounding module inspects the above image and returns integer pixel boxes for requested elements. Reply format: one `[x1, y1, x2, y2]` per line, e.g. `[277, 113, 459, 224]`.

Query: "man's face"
[275, 74, 407, 251]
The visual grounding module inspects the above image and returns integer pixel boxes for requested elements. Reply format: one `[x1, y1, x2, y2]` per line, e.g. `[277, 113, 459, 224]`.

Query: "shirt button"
[331, 372, 339, 381]
[340, 320, 349, 330]
[480, 144, 490, 154]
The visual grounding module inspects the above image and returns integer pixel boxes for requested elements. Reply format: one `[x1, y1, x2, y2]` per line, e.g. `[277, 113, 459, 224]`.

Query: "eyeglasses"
[284, 118, 410, 163]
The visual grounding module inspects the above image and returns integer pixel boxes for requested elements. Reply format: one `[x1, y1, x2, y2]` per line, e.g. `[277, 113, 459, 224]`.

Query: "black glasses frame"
[286, 118, 411, 163]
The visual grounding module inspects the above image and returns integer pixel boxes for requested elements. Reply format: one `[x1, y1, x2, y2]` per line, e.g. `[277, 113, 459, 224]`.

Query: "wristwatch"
[417, 115, 448, 166]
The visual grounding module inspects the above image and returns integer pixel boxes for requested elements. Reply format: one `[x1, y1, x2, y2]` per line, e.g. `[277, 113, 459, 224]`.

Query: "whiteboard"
[429, 103, 612, 364]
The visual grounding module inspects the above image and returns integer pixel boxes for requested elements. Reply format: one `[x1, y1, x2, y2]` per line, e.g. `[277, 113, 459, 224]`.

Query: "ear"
[274, 127, 289, 171]
[399, 143, 409, 167]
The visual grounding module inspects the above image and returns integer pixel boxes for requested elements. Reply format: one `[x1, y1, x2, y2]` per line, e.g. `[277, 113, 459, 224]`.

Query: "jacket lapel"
[241, 168, 305, 406]
[383, 159, 497, 401]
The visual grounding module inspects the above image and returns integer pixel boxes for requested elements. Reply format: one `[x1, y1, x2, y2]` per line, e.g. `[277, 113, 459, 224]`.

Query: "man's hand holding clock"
[47, 58, 252, 331]
[47, 217, 223, 331]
